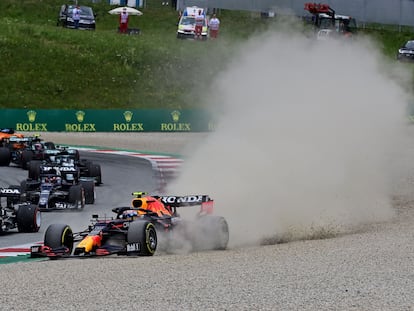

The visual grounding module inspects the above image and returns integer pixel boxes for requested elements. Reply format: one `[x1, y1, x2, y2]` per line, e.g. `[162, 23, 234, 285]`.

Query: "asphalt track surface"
[1, 133, 414, 310]
[0, 151, 157, 248]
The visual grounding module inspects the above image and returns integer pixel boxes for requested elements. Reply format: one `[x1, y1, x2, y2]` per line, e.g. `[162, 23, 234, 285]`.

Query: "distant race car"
[0, 187, 41, 233]
[28, 147, 102, 186]
[21, 163, 95, 211]
[30, 192, 229, 259]
[0, 132, 56, 169]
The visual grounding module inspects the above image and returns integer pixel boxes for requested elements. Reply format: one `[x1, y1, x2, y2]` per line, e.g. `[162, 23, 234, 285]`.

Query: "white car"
[176, 6, 208, 40]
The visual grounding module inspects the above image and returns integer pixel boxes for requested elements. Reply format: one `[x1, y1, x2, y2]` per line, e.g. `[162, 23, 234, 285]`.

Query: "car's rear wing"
[155, 195, 214, 214]
[0, 187, 21, 198]
[7, 136, 30, 143]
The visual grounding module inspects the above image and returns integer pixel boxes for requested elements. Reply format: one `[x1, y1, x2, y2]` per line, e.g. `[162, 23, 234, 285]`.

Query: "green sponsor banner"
[0, 109, 215, 132]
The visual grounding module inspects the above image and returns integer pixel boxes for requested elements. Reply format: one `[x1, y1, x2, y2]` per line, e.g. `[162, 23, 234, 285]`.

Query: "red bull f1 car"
[30, 192, 229, 258]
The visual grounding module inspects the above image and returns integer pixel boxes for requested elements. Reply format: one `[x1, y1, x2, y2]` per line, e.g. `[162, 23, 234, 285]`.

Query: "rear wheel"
[44, 224, 73, 253]
[81, 181, 95, 204]
[89, 164, 102, 185]
[21, 150, 33, 170]
[28, 160, 41, 180]
[0, 147, 11, 166]
[127, 221, 157, 256]
[192, 216, 229, 251]
[16, 204, 41, 232]
[68, 185, 84, 209]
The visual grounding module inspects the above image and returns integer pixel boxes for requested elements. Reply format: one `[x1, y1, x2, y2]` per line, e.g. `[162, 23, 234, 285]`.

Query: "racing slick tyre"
[44, 223, 73, 253]
[80, 181, 95, 204]
[127, 221, 157, 256]
[89, 164, 102, 185]
[21, 150, 33, 170]
[68, 185, 85, 209]
[16, 204, 41, 233]
[192, 216, 229, 251]
[28, 160, 41, 180]
[0, 147, 11, 166]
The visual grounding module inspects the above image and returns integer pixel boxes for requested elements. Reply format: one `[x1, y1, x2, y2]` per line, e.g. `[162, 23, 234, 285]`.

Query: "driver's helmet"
[50, 176, 61, 184]
[121, 209, 139, 220]
[34, 143, 42, 151]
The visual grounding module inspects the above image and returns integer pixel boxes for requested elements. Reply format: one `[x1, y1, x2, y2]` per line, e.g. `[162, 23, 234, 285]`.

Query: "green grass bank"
[1, 0, 413, 109]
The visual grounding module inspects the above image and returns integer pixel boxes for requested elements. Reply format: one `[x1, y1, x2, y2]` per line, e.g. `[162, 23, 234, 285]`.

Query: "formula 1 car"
[0, 134, 56, 169]
[0, 187, 41, 233]
[28, 147, 102, 186]
[30, 192, 229, 259]
[21, 163, 95, 211]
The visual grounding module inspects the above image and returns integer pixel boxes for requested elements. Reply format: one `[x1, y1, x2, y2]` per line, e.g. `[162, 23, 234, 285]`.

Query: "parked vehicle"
[57, 4, 96, 30]
[304, 3, 357, 37]
[176, 6, 208, 40]
[397, 40, 414, 62]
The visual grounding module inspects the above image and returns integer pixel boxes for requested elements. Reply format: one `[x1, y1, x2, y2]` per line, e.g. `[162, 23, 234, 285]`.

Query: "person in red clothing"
[194, 9, 204, 40]
[119, 8, 129, 34]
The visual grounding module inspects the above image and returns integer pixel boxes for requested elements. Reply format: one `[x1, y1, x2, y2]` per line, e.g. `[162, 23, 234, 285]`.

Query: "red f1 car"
[30, 192, 229, 258]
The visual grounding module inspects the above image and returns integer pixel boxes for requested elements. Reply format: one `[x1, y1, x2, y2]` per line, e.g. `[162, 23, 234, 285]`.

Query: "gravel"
[1, 132, 414, 310]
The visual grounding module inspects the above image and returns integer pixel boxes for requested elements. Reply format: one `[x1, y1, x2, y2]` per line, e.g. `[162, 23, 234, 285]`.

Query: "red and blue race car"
[30, 192, 229, 258]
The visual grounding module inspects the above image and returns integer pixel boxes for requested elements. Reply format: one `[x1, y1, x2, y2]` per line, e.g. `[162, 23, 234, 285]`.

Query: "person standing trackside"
[194, 9, 204, 40]
[119, 8, 129, 34]
[209, 14, 220, 39]
[72, 5, 81, 29]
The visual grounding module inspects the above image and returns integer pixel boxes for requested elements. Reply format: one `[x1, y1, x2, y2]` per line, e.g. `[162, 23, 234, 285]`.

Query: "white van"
[176, 6, 208, 40]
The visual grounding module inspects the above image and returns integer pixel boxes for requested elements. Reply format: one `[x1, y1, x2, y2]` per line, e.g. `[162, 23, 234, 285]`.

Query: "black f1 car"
[21, 163, 95, 211]
[0, 187, 41, 233]
[30, 192, 229, 258]
[28, 147, 102, 186]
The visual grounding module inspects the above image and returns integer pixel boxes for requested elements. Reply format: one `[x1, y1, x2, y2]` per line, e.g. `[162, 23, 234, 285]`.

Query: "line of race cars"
[0, 129, 102, 234]
[1, 129, 230, 258]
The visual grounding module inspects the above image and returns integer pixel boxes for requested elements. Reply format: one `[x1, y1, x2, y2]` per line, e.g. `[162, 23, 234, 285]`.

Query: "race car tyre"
[21, 150, 33, 170]
[16, 204, 41, 233]
[80, 180, 95, 204]
[127, 221, 157, 256]
[68, 185, 84, 209]
[0, 147, 11, 166]
[192, 216, 229, 251]
[28, 160, 42, 180]
[89, 164, 102, 185]
[44, 223, 73, 253]
[44, 141, 56, 150]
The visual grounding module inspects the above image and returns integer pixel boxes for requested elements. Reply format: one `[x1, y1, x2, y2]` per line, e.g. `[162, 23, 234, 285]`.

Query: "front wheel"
[44, 223, 73, 253]
[127, 221, 157, 256]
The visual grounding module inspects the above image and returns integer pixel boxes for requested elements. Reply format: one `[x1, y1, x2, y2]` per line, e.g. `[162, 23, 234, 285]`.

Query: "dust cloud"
[168, 29, 412, 248]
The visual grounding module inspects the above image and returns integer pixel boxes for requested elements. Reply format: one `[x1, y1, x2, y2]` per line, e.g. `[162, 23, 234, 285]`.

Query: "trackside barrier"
[0, 109, 215, 132]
